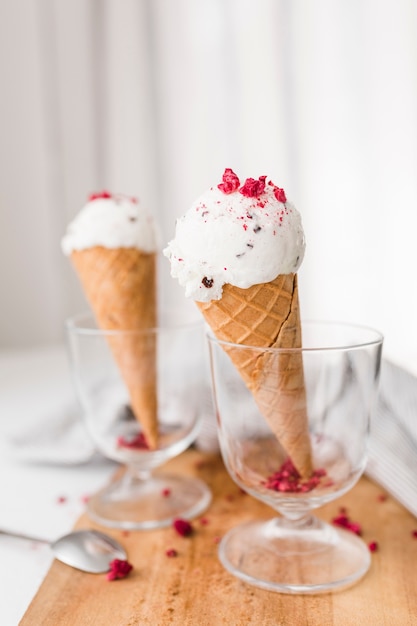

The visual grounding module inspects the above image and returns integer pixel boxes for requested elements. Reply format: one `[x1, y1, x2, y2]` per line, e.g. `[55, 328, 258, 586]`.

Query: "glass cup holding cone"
[207, 320, 383, 594]
[66, 312, 212, 530]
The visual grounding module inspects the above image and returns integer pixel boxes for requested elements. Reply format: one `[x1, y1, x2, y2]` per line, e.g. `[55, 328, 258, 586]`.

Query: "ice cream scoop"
[163, 168, 305, 303]
[61, 191, 158, 255]
[164, 169, 313, 477]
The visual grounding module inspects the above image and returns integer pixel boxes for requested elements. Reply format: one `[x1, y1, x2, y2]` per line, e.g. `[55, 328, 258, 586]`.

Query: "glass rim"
[206, 319, 384, 353]
[65, 311, 204, 337]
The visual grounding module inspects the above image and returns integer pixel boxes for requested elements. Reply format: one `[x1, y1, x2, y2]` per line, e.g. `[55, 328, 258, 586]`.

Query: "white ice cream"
[163, 170, 305, 302]
[61, 193, 158, 255]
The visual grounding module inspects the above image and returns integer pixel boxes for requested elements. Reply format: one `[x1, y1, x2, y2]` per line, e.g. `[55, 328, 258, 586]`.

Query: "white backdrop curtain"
[1, 0, 417, 374]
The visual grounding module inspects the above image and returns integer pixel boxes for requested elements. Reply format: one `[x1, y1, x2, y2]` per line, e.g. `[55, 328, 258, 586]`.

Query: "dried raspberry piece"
[331, 513, 362, 536]
[106, 559, 133, 581]
[368, 541, 379, 552]
[173, 518, 193, 537]
[218, 168, 240, 194]
[239, 176, 267, 198]
[88, 191, 112, 201]
[117, 433, 149, 450]
[165, 548, 178, 557]
[273, 186, 287, 203]
[264, 458, 326, 493]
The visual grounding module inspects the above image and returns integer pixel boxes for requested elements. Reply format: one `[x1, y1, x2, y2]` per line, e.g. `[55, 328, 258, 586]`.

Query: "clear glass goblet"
[66, 312, 212, 530]
[207, 321, 383, 594]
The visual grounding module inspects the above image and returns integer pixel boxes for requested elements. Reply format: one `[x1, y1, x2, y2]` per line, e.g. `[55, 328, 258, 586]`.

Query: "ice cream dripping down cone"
[164, 169, 313, 476]
[62, 192, 159, 448]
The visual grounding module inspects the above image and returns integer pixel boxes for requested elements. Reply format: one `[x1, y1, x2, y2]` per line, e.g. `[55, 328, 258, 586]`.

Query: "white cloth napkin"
[0, 345, 94, 464]
[367, 359, 417, 518]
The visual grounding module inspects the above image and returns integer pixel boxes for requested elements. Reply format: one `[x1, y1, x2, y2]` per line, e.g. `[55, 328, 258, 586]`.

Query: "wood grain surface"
[21, 449, 417, 626]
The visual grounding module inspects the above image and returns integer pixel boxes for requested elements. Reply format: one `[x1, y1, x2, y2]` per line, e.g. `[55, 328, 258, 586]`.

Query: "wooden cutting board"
[21, 449, 417, 626]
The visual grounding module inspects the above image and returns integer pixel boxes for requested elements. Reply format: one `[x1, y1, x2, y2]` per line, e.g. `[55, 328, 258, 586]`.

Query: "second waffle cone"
[71, 246, 158, 448]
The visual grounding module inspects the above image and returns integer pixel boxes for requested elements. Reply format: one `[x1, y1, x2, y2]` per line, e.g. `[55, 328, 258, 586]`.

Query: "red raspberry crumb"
[166, 548, 178, 557]
[106, 559, 133, 581]
[331, 513, 362, 536]
[239, 176, 267, 198]
[173, 518, 193, 537]
[218, 168, 240, 194]
[377, 493, 388, 502]
[88, 190, 112, 201]
[264, 458, 326, 493]
[273, 186, 287, 203]
[162, 488, 171, 497]
[56, 496, 67, 504]
[117, 433, 149, 450]
[368, 541, 379, 552]
[412, 530, 417, 538]
[199, 517, 209, 526]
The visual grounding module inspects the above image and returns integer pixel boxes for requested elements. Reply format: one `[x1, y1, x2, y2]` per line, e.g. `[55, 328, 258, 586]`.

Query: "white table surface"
[0, 345, 116, 626]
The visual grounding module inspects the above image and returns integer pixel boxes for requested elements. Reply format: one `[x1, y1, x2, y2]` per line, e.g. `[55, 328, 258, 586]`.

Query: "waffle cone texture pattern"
[198, 273, 313, 477]
[71, 247, 158, 448]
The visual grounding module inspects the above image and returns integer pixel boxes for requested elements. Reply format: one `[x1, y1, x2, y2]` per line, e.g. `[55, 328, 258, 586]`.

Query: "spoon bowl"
[1, 528, 127, 573]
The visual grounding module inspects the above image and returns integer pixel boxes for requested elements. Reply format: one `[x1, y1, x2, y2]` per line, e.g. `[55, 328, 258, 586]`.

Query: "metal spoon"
[0, 528, 127, 573]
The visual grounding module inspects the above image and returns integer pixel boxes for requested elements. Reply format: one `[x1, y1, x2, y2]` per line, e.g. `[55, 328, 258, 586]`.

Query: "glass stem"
[277, 509, 316, 530]
[124, 465, 152, 484]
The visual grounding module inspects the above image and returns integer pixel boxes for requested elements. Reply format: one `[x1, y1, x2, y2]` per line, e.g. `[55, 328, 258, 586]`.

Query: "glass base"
[87, 472, 212, 530]
[218, 516, 371, 594]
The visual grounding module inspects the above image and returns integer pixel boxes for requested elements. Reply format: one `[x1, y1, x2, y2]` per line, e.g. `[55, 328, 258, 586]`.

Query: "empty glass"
[66, 313, 212, 530]
[207, 321, 383, 593]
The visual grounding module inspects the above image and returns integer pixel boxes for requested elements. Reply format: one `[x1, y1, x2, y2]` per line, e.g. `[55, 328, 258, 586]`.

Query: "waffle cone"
[71, 247, 158, 448]
[198, 274, 312, 477]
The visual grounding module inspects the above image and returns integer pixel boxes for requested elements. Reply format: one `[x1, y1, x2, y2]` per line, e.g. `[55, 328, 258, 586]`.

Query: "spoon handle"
[0, 528, 49, 544]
